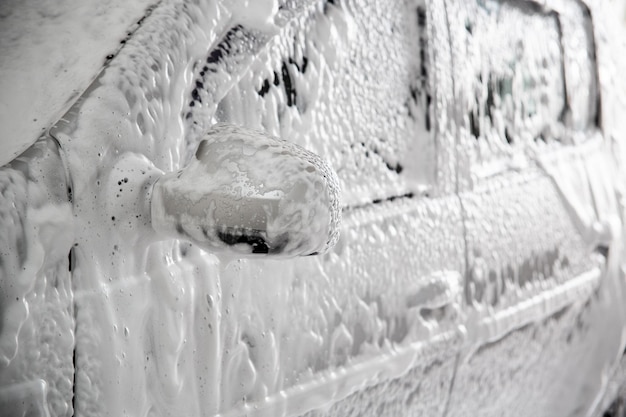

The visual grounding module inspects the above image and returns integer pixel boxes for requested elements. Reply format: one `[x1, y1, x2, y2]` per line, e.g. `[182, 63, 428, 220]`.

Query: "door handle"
[406, 270, 462, 311]
[403, 270, 462, 338]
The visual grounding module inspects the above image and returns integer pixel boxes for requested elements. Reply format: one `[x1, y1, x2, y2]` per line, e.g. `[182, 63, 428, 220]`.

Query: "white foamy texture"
[52, 0, 456, 415]
[225, 0, 279, 31]
[0, 0, 155, 167]
[442, 1, 626, 415]
[190, 0, 436, 206]
[447, 136, 626, 416]
[0, 138, 75, 417]
[151, 124, 341, 257]
[533, 140, 626, 416]
[448, 0, 602, 183]
[6, 1, 626, 417]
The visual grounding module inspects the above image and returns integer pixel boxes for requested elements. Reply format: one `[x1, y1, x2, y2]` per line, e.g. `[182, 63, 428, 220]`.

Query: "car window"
[203, 1, 436, 207]
[559, 1, 599, 132]
[451, 0, 599, 171]
[464, 1, 566, 144]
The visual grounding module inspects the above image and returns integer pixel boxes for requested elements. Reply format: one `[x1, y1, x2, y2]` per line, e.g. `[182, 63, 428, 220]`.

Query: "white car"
[2, 0, 626, 416]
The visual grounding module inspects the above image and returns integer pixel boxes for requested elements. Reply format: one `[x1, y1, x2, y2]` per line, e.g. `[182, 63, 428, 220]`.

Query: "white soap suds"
[0, 139, 75, 417]
[151, 124, 341, 257]
[0, 0, 157, 167]
[2, 0, 626, 416]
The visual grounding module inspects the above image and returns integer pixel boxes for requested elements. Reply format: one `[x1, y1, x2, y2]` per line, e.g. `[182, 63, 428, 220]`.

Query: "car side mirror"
[150, 124, 341, 257]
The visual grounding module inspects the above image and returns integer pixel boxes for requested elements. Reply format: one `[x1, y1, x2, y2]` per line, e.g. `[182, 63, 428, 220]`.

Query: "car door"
[0, 137, 75, 417]
[202, 1, 465, 416]
[444, 0, 626, 415]
[40, 0, 467, 416]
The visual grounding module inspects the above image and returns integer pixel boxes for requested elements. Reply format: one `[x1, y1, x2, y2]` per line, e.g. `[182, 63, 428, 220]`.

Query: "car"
[1, 0, 626, 416]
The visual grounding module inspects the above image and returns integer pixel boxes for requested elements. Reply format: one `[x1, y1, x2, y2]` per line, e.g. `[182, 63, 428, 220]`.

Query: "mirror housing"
[151, 124, 341, 257]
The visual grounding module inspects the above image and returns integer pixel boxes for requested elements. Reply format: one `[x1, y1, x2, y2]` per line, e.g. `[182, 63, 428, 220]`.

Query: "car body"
[1, 0, 626, 416]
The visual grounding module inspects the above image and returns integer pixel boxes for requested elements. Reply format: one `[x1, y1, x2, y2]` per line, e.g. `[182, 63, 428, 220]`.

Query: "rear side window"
[559, 1, 599, 131]
[451, 0, 599, 166]
[463, 1, 566, 145]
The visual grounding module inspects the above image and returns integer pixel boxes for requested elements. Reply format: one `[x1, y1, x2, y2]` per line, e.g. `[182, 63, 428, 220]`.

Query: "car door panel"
[0, 137, 75, 417]
[214, 196, 466, 416]
[449, 168, 604, 417]
[448, 143, 626, 417]
[445, 0, 626, 415]
[39, 0, 466, 416]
